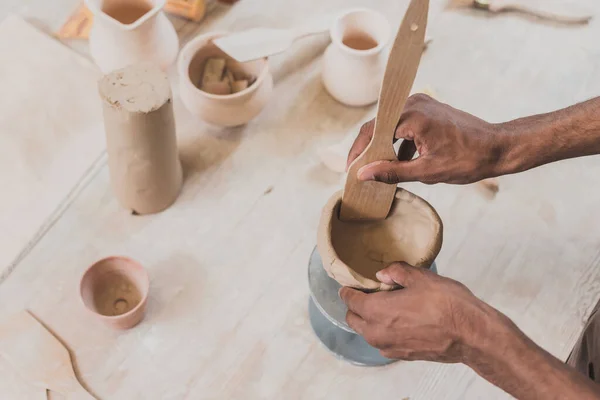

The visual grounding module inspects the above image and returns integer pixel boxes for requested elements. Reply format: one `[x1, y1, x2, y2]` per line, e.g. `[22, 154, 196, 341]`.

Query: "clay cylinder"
[99, 63, 182, 214]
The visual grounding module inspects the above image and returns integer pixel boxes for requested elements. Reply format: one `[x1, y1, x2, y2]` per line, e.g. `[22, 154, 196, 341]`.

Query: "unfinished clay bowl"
[177, 31, 273, 127]
[80, 256, 150, 330]
[317, 188, 443, 291]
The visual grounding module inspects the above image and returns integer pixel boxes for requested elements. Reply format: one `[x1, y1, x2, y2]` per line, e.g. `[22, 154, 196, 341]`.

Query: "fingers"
[339, 287, 370, 317]
[395, 108, 429, 141]
[346, 119, 375, 171]
[375, 262, 425, 288]
[357, 158, 428, 184]
[345, 310, 367, 335]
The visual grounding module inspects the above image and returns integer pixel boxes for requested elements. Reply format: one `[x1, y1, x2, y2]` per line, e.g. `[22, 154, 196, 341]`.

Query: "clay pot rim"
[317, 188, 443, 291]
[85, 0, 167, 31]
[79, 255, 150, 321]
[177, 30, 271, 100]
[330, 8, 391, 57]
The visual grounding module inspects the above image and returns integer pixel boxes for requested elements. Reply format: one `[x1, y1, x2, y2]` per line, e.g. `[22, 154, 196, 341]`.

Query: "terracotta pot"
[86, 0, 179, 73]
[177, 31, 273, 127]
[317, 188, 443, 291]
[80, 256, 150, 330]
[322, 8, 391, 107]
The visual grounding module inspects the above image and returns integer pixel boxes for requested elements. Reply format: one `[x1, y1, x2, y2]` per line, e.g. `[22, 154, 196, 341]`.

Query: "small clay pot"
[80, 256, 150, 330]
[317, 188, 443, 291]
[177, 31, 273, 127]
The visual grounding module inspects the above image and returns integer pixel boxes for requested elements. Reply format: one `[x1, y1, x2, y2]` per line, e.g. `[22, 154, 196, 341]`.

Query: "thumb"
[376, 262, 424, 288]
[357, 158, 426, 184]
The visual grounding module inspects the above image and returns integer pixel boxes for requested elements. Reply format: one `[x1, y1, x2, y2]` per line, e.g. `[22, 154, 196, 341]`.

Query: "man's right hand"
[347, 93, 508, 185]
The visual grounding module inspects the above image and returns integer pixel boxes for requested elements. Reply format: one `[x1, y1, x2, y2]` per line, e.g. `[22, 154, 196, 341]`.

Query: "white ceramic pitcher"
[322, 9, 391, 107]
[85, 0, 179, 73]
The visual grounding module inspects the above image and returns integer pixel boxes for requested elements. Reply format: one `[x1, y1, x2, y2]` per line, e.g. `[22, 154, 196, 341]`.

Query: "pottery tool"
[307, 246, 437, 365]
[56, 3, 94, 39]
[164, 0, 206, 22]
[0, 311, 95, 399]
[340, 0, 429, 221]
[447, 0, 592, 24]
[212, 14, 334, 62]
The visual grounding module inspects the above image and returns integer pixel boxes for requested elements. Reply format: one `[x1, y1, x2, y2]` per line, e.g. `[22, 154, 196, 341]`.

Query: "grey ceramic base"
[307, 246, 437, 366]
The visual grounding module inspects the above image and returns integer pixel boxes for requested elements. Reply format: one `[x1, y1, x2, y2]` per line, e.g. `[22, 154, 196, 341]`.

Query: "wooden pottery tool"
[80, 256, 150, 330]
[212, 14, 334, 62]
[56, 3, 94, 39]
[164, 0, 206, 22]
[340, 0, 429, 221]
[448, 0, 592, 24]
[0, 311, 95, 399]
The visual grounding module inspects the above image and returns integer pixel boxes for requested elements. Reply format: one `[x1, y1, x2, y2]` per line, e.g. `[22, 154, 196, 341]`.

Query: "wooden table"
[1, 0, 600, 398]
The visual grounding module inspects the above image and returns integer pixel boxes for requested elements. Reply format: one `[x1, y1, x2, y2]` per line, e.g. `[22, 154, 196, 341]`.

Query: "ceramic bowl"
[80, 256, 150, 330]
[317, 188, 443, 291]
[177, 31, 273, 127]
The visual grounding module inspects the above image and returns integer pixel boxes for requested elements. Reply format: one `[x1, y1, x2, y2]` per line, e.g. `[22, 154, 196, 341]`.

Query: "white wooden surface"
[0, 16, 103, 280]
[0, 0, 599, 399]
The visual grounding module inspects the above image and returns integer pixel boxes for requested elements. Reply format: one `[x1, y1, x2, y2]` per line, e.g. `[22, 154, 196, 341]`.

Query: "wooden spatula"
[340, 0, 429, 221]
[213, 14, 333, 63]
[0, 311, 95, 399]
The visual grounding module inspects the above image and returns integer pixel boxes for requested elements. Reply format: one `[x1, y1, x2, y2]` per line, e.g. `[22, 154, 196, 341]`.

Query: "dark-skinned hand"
[346, 93, 505, 184]
[339, 262, 492, 362]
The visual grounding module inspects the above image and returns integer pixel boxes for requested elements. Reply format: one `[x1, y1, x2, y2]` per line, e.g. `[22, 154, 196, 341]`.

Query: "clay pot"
[80, 256, 150, 330]
[86, 0, 179, 73]
[322, 8, 391, 107]
[98, 63, 183, 215]
[177, 31, 273, 127]
[317, 188, 443, 291]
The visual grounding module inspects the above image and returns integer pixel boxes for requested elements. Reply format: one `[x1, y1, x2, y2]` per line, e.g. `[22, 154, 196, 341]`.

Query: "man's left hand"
[339, 263, 491, 363]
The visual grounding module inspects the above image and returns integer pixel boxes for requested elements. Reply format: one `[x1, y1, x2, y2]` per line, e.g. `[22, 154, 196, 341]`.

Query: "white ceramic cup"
[177, 31, 274, 127]
[322, 8, 391, 107]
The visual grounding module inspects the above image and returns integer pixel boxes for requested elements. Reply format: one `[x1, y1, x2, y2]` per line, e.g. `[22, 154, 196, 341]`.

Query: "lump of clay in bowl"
[199, 57, 255, 95]
[317, 188, 443, 291]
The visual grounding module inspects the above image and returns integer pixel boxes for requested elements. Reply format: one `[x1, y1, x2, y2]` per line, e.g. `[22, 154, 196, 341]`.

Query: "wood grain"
[340, 0, 428, 221]
[0, 15, 104, 279]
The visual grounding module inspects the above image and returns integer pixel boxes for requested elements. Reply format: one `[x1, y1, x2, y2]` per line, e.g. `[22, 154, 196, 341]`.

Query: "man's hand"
[347, 94, 506, 184]
[341, 263, 600, 400]
[339, 262, 490, 362]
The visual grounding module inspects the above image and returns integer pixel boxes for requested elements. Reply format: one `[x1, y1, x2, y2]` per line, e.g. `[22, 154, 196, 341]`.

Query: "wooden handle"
[490, 3, 591, 24]
[339, 0, 429, 221]
[370, 2, 428, 148]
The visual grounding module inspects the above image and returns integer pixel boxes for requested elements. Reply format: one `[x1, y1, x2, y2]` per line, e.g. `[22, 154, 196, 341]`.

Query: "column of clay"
[98, 63, 182, 214]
